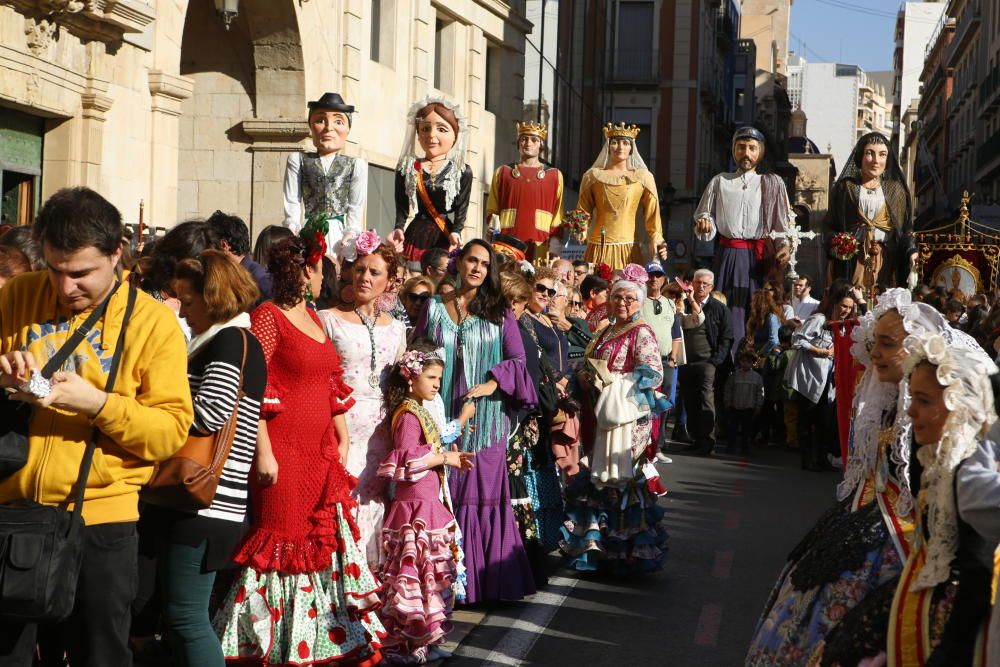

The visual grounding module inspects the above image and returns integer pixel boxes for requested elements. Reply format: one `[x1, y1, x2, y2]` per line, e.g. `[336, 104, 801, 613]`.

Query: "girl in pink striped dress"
[378, 345, 476, 665]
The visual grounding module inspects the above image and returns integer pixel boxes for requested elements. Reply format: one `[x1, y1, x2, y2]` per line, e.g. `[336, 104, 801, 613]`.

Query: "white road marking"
[481, 575, 580, 666]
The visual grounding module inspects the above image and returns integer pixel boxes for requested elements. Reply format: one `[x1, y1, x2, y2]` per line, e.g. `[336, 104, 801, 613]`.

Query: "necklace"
[602, 181, 628, 222]
[512, 162, 546, 180]
[355, 307, 380, 388]
[453, 294, 471, 360]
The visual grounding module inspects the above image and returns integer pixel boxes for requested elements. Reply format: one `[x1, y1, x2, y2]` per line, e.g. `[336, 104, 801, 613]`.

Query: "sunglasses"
[652, 300, 663, 315]
[406, 292, 431, 303]
[569, 300, 583, 308]
[534, 284, 557, 297]
[573, 269, 588, 276]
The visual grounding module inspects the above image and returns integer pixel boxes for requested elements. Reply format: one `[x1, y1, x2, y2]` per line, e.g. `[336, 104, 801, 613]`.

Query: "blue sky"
[788, 0, 899, 72]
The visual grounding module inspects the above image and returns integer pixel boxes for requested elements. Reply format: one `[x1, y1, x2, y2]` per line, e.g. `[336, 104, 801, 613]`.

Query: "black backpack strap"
[70, 285, 138, 519]
[40, 282, 120, 379]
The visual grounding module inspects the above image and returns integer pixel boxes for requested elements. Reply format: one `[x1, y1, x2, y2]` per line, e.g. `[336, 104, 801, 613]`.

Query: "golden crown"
[603, 122, 640, 140]
[516, 121, 548, 140]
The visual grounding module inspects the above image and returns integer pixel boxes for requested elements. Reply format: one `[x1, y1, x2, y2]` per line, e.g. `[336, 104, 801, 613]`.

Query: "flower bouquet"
[562, 209, 591, 244]
[829, 232, 860, 261]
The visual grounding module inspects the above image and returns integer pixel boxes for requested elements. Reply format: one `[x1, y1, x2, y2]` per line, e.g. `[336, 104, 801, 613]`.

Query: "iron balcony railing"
[609, 49, 660, 83]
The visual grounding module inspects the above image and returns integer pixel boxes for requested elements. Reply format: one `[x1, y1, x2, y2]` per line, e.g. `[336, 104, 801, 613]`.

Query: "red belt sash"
[719, 236, 766, 260]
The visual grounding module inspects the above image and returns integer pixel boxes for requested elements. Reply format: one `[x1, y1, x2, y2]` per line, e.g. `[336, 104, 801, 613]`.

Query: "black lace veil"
[834, 132, 912, 231]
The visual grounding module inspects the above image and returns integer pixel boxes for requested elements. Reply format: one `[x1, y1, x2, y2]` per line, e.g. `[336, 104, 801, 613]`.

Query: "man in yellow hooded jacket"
[0, 187, 193, 665]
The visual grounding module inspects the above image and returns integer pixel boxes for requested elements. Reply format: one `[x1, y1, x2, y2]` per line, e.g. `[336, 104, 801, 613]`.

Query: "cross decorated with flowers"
[768, 217, 817, 279]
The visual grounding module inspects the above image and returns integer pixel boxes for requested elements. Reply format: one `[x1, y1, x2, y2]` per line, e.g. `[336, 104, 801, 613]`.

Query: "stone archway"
[145, 0, 307, 234]
[175, 0, 307, 238]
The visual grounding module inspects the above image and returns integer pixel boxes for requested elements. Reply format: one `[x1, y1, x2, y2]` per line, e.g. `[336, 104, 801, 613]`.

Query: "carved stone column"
[241, 119, 309, 239]
[148, 69, 193, 229]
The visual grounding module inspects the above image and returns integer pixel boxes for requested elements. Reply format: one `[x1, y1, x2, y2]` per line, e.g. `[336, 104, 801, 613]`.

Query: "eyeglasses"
[573, 269, 588, 276]
[428, 265, 447, 276]
[406, 292, 431, 304]
[534, 284, 557, 297]
[569, 300, 583, 308]
[610, 294, 638, 304]
[652, 300, 663, 315]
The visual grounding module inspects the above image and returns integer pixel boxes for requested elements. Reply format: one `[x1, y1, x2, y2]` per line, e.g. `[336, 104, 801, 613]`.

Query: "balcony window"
[613, 1, 655, 81]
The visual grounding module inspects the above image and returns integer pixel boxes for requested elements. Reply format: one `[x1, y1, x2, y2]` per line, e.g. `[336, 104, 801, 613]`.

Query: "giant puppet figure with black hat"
[282, 92, 368, 257]
[484, 121, 564, 262]
[694, 126, 792, 349]
[574, 122, 665, 270]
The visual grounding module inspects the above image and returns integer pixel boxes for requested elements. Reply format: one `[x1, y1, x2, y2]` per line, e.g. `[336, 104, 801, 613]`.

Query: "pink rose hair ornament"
[398, 348, 447, 380]
[336, 228, 383, 263]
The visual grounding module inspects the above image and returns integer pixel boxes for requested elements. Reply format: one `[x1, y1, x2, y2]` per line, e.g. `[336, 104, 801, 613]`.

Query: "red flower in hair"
[306, 232, 327, 266]
[596, 263, 613, 281]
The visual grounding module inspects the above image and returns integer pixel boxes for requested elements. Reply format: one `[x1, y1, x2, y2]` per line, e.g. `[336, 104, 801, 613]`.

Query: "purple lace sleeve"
[489, 309, 538, 409]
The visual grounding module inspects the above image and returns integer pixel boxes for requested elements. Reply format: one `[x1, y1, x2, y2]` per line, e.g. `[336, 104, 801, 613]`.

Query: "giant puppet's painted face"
[859, 141, 890, 183]
[416, 104, 458, 161]
[733, 138, 763, 172]
[308, 110, 351, 155]
[517, 134, 543, 160]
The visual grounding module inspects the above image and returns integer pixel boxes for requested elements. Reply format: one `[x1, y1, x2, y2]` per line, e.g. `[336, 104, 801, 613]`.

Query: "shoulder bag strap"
[208, 328, 248, 475]
[70, 285, 138, 519]
[40, 282, 121, 378]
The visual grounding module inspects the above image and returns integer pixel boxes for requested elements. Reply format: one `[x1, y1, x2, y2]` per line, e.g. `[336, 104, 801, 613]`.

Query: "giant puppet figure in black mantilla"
[694, 126, 791, 351]
[826, 131, 916, 292]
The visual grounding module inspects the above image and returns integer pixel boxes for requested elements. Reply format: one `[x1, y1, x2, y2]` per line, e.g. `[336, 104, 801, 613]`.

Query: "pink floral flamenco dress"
[214, 302, 385, 666]
[376, 399, 461, 664]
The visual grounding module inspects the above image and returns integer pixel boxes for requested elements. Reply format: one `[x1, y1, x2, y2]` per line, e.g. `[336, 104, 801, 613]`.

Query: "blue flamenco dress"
[559, 318, 670, 575]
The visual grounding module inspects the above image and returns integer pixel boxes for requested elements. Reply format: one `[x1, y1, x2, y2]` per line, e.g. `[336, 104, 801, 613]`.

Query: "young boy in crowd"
[723, 350, 764, 455]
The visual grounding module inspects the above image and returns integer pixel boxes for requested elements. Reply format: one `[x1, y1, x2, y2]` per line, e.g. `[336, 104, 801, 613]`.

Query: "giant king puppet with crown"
[485, 121, 565, 262]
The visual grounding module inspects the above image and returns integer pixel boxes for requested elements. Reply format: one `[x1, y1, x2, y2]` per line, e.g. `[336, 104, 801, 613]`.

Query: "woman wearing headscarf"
[826, 131, 916, 291]
[574, 123, 664, 269]
[819, 334, 997, 667]
[560, 266, 669, 575]
[746, 289, 983, 667]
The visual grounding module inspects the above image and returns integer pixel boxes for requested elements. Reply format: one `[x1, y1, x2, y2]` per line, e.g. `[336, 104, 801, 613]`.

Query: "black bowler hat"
[308, 92, 355, 114]
[492, 233, 529, 261]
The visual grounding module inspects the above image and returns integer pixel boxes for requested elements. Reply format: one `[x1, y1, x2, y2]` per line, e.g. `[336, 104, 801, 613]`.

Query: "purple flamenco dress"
[414, 297, 538, 604]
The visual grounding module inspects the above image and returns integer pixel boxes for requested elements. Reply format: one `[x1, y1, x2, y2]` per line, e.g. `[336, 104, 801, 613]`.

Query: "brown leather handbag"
[142, 329, 247, 511]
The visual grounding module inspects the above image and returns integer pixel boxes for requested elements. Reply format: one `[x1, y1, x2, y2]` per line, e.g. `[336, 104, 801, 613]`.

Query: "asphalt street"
[447, 443, 837, 667]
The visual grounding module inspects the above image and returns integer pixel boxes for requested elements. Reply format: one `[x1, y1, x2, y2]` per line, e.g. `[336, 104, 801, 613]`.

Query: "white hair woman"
[560, 264, 669, 575]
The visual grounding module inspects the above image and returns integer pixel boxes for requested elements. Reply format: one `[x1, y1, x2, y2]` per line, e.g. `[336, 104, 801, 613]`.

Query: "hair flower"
[355, 229, 382, 256]
[620, 263, 649, 284]
[595, 263, 613, 281]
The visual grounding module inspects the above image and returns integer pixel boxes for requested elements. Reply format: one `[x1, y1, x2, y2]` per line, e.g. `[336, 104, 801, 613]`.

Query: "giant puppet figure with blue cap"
[283, 92, 368, 258]
[694, 126, 792, 349]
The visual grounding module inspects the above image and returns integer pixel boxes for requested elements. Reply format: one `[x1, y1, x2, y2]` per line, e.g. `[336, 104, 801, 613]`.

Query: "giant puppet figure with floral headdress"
[694, 126, 792, 350]
[826, 131, 917, 293]
[484, 121, 564, 262]
[283, 92, 368, 257]
[388, 96, 473, 271]
[574, 122, 665, 270]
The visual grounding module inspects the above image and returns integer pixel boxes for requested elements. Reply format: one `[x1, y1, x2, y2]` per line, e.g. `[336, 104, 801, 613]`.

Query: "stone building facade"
[0, 0, 531, 239]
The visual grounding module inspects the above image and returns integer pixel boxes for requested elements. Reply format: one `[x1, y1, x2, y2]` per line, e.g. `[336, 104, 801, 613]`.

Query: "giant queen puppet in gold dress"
[575, 123, 664, 269]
